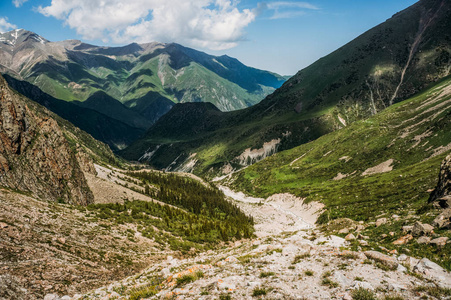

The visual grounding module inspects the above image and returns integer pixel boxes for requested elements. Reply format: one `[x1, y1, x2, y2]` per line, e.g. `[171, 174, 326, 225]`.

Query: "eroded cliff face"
[430, 154, 451, 204]
[0, 74, 93, 205]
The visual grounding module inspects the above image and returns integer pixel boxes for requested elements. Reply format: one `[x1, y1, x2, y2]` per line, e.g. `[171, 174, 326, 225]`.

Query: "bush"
[351, 287, 376, 300]
[252, 288, 267, 297]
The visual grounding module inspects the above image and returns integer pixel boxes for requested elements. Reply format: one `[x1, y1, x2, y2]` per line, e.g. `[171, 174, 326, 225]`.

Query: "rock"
[414, 258, 451, 288]
[44, 294, 60, 300]
[432, 208, 451, 228]
[438, 195, 451, 208]
[411, 222, 434, 237]
[392, 234, 413, 245]
[381, 234, 388, 238]
[0, 222, 8, 228]
[376, 218, 387, 227]
[345, 233, 356, 241]
[364, 251, 398, 269]
[160, 267, 171, 277]
[402, 225, 413, 233]
[397, 254, 408, 261]
[338, 228, 349, 234]
[389, 231, 395, 236]
[430, 237, 449, 247]
[388, 282, 407, 292]
[428, 154, 450, 203]
[352, 281, 374, 290]
[57, 237, 66, 244]
[359, 240, 368, 246]
[225, 255, 239, 263]
[282, 244, 299, 256]
[333, 272, 353, 287]
[392, 214, 400, 220]
[417, 236, 431, 244]
[397, 264, 407, 273]
[60, 296, 70, 300]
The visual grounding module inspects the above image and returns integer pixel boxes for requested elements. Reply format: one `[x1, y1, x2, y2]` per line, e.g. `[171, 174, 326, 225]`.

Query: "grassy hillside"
[122, 0, 451, 175]
[225, 76, 451, 269]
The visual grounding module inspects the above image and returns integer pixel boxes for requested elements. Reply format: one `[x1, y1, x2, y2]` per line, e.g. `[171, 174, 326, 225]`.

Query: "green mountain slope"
[122, 0, 451, 175]
[4, 75, 144, 150]
[226, 75, 451, 269]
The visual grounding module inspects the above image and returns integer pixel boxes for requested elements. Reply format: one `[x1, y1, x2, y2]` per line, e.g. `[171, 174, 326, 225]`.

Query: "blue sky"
[0, 0, 417, 75]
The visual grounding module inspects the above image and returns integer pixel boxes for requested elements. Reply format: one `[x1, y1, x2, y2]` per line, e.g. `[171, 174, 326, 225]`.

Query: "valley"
[0, 0, 450, 299]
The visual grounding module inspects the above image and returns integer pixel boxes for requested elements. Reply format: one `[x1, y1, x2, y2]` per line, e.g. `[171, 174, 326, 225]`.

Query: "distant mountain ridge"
[0, 29, 286, 149]
[122, 0, 451, 176]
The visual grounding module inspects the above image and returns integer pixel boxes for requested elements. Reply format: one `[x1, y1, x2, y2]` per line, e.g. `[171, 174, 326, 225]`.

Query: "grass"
[414, 285, 451, 298]
[259, 271, 275, 278]
[252, 288, 267, 297]
[304, 270, 314, 276]
[350, 287, 376, 300]
[292, 253, 311, 264]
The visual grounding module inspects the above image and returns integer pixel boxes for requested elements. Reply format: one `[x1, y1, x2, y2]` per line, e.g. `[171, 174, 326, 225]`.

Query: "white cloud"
[12, 0, 29, 8]
[38, 0, 257, 50]
[0, 17, 17, 32]
[266, 1, 318, 19]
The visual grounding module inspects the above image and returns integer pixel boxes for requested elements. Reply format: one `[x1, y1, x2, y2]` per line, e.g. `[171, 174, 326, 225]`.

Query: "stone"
[388, 282, 407, 292]
[352, 281, 374, 290]
[338, 228, 349, 234]
[389, 232, 395, 236]
[430, 237, 449, 247]
[381, 234, 388, 238]
[397, 254, 408, 261]
[364, 251, 398, 269]
[281, 244, 299, 256]
[397, 264, 407, 273]
[392, 214, 400, 220]
[359, 240, 368, 246]
[375, 218, 387, 227]
[345, 233, 356, 241]
[44, 294, 60, 300]
[414, 258, 451, 288]
[57, 237, 66, 244]
[428, 154, 451, 204]
[0, 222, 8, 229]
[417, 236, 431, 244]
[438, 195, 451, 208]
[60, 296, 71, 300]
[402, 225, 413, 233]
[432, 208, 451, 228]
[160, 267, 171, 277]
[225, 256, 239, 263]
[392, 234, 413, 245]
[411, 222, 434, 237]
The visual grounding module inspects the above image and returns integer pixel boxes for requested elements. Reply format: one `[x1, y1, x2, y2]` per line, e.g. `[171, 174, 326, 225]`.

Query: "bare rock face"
[0, 74, 93, 205]
[429, 154, 451, 204]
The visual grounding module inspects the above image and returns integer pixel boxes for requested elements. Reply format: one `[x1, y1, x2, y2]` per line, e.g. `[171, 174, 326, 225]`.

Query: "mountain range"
[121, 0, 451, 176]
[0, 29, 286, 150]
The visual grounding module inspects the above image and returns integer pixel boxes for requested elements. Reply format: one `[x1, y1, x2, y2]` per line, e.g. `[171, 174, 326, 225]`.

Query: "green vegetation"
[122, 0, 451, 175]
[351, 288, 376, 300]
[83, 171, 254, 252]
[252, 288, 267, 297]
[304, 270, 314, 276]
[259, 271, 275, 278]
[127, 276, 163, 300]
[413, 285, 451, 298]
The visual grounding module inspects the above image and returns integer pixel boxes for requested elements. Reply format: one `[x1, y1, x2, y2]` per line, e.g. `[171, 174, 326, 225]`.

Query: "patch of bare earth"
[362, 159, 394, 176]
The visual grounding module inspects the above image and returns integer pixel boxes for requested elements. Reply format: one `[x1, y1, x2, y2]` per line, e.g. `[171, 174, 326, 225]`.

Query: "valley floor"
[71, 183, 450, 300]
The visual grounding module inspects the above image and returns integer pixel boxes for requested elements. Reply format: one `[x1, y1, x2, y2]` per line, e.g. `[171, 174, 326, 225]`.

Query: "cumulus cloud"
[12, 0, 29, 8]
[265, 1, 319, 19]
[38, 0, 257, 50]
[0, 17, 17, 32]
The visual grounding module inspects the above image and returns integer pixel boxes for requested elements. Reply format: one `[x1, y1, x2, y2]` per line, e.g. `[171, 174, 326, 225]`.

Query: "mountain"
[0, 28, 286, 114]
[3, 75, 145, 150]
[122, 0, 451, 176]
[0, 74, 96, 204]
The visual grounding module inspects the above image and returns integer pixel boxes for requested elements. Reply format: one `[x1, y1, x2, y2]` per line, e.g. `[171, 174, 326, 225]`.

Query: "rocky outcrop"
[429, 154, 451, 229]
[429, 154, 451, 204]
[0, 74, 93, 205]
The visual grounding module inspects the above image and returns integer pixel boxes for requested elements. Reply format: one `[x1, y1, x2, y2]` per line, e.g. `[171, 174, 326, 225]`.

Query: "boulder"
[438, 195, 451, 208]
[414, 258, 451, 288]
[411, 222, 434, 237]
[392, 234, 413, 245]
[338, 228, 349, 234]
[432, 208, 451, 229]
[428, 154, 451, 203]
[364, 251, 398, 269]
[417, 236, 431, 244]
[345, 233, 356, 241]
[44, 295, 60, 300]
[429, 237, 449, 247]
[376, 218, 387, 227]
[402, 225, 413, 233]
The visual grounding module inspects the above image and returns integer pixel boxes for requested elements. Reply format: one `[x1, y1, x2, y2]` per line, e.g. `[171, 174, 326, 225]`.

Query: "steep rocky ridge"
[0, 74, 93, 204]
[122, 0, 451, 175]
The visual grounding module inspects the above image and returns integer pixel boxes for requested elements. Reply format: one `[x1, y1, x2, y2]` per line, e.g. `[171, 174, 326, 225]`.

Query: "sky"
[0, 0, 418, 75]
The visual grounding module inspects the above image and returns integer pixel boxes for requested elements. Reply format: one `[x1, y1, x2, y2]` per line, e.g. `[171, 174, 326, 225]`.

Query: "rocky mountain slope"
[0, 74, 94, 204]
[122, 0, 451, 175]
[49, 180, 451, 300]
[0, 29, 286, 149]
